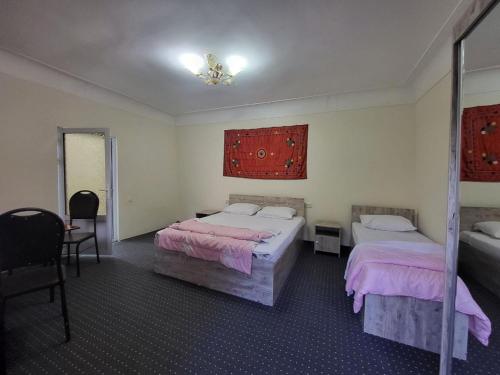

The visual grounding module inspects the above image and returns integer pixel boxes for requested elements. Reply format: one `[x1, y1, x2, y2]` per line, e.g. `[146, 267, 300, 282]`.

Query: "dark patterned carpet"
[5, 235, 500, 374]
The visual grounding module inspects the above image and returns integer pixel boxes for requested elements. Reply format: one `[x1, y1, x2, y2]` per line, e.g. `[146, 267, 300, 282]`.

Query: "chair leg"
[58, 282, 71, 342]
[49, 287, 55, 303]
[94, 236, 100, 264]
[76, 243, 81, 277]
[66, 243, 71, 265]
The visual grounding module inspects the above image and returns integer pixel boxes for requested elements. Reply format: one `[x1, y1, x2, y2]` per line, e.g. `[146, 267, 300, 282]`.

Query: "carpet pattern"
[5, 236, 500, 374]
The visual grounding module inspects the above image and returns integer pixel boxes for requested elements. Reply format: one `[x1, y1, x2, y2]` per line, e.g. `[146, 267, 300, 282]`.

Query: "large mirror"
[444, 1, 500, 373]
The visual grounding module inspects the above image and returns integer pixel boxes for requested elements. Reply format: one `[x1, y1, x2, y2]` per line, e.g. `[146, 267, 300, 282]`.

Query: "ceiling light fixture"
[179, 53, 247, 85]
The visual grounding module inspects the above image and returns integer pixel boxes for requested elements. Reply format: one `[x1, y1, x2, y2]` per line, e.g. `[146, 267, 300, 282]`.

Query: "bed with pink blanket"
[153, 195, 305, 306]
[347, 205, 492, 360]
[156, 219, 275, 275]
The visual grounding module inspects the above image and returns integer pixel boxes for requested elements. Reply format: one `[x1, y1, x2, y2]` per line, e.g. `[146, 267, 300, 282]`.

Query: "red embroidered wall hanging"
[223, 124, 308, 179]
[461, 104, 500, 182]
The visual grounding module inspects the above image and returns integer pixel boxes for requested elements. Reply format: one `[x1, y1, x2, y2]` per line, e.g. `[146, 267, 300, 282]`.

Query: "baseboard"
[119, 230, 159, 242]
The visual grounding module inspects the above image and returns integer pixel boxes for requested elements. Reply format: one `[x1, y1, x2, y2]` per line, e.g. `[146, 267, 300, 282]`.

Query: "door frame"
[111, 136, 119, 242]
[57, 127, 114, 253]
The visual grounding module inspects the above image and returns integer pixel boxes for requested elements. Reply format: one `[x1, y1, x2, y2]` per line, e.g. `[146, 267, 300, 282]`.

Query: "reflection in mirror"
[456, 2, 499, 372]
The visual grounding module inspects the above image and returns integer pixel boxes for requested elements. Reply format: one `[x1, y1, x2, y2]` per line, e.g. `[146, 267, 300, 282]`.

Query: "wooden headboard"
[351, 205, 418, 227]
[460, 206, 500, 231]
[228, 194, 305, 218]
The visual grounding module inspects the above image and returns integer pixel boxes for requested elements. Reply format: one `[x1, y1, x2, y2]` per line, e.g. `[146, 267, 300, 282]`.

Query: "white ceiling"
[464, 2, 500, 72]
[0, 0, 464, 116]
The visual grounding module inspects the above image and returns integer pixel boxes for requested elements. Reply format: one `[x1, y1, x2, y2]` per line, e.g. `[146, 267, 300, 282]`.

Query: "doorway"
[57, 127, 117, 254]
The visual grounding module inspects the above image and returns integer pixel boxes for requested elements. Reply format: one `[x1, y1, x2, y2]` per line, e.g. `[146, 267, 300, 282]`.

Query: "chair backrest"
[0, 208, 65, 271]
[69, 190, 99, 220]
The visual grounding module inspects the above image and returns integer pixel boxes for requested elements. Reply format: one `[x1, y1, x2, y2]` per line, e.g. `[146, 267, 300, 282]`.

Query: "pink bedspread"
[170, 219, 273, 242]
[155, 220, 273, 275]
[345, 241, 491, 346]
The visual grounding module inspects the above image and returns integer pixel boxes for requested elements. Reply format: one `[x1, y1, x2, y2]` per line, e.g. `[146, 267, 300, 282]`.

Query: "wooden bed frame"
[351, 205, 469, 360]
[459, 206, 500, 299]
[153, 194, 305, 306]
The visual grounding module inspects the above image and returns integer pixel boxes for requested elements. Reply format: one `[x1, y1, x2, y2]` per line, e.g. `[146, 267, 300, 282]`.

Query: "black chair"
[0, 208, 70, 372]
[64, 190, 100, 277]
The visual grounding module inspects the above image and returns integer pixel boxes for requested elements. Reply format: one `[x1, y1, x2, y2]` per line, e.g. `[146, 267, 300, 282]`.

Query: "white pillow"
[473, 221, 500, 239]
[256, 206, 296, 220]
[360, 215, 416, 232]
[223, 203, 261, 216]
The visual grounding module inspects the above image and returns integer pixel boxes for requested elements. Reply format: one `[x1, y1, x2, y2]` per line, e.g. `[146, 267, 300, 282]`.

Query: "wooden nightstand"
[314, 221, 342, 257]
[195, 209, 220, 219]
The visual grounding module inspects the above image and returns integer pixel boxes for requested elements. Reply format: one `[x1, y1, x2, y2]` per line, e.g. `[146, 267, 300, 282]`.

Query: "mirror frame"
[442, 0, 500, 374]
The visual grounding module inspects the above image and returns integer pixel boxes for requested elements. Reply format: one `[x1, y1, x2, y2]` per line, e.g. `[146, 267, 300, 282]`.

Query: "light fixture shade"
[226, 55, 247, 76]
[179, 53, 204, 75]
[179, 53, 246, 85]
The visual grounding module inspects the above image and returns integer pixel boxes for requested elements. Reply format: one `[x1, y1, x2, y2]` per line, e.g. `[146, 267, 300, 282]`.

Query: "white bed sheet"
[199, 212, 305, 261]
[351, 222, 432, 245]
[460, 231, 500, 261]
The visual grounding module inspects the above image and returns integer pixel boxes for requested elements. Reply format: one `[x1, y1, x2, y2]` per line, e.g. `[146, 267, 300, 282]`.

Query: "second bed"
[346, 205, 491, 360]
[459, 206, 500, 300]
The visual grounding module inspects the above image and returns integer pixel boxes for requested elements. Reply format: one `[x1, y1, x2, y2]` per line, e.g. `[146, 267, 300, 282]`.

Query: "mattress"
[351, 222, 432, 245]
[460, 231, 500, 261]
[200, 212, 305, 261]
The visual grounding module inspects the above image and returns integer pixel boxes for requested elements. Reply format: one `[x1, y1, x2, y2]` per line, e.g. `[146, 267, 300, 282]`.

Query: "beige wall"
[413, 70, 500, 243]
[176, 105, 417, 243]
[461, 182, 500, 207]
[0, 72, 179, 240]
[415, 74, 452, 243]
[464, 91, 500, 108]
[0, 54, 463, 246]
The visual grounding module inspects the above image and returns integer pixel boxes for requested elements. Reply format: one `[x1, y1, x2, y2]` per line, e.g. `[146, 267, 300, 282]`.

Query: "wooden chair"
[0, 208, 70, 372]
[64, 190, 100, 277]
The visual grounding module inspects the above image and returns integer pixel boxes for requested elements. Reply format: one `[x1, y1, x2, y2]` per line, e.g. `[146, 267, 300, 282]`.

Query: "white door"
[57, 128, 114, 254]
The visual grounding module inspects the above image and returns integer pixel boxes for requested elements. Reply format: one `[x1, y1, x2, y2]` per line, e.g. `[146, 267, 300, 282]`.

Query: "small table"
[195, 209, 220, 219]
[314, 221, 342, 257]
